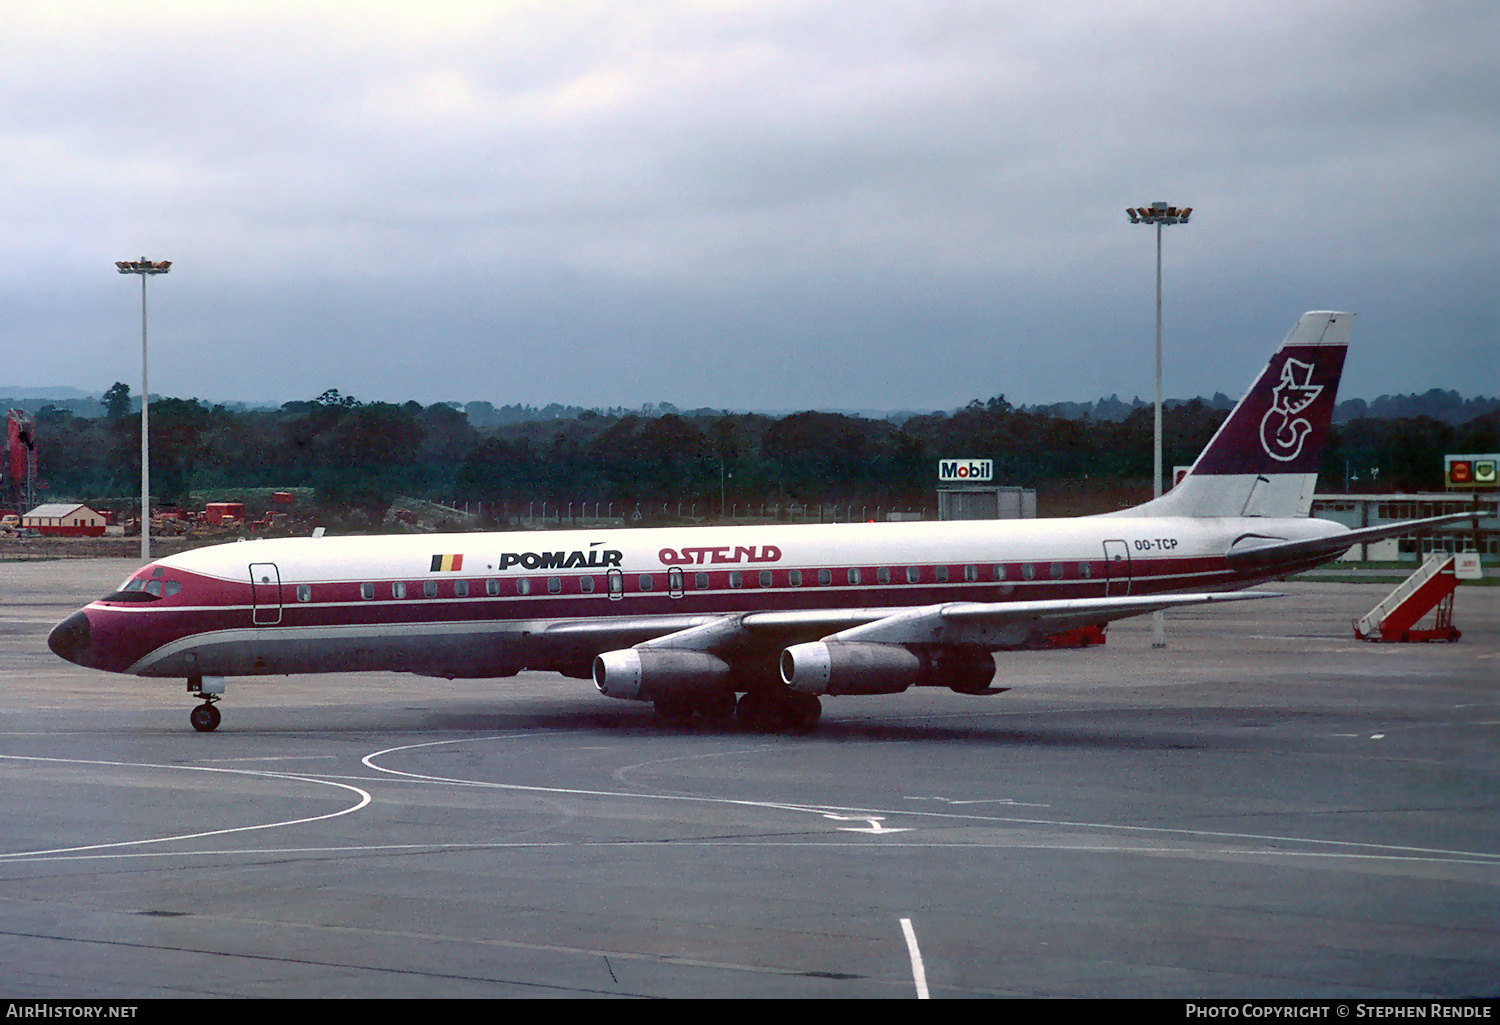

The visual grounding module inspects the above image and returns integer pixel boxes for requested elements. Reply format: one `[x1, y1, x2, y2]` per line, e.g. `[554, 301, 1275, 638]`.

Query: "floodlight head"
[1127, 203, 1190, 227]
[116, 258, 171, 275]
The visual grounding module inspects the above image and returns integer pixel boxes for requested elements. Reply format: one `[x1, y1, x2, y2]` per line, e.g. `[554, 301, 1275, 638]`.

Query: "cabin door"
[1102, 541, 1131, 597]
[250, 562, 283, 625]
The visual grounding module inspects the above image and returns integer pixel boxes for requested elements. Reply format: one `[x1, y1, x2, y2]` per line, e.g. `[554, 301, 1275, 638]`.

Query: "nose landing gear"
[187, 676, 227, 732]
[189, 700, 221, 732]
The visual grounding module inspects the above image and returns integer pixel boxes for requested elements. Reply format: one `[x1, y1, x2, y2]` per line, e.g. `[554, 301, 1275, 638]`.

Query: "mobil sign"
[938, 458, 993, 482]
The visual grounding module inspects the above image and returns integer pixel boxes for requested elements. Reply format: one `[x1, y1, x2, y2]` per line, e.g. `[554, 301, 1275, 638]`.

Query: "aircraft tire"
[654, 697, 696, 726]
[737, 690, 820, 733]
[736, 691, 776, 732]
[700, 688, 738, 722]
[785, 692, 822, 734]
[190, 703, 221, 733]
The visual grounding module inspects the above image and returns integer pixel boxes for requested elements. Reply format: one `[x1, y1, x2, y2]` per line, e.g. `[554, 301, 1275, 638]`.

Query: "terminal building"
[1311, 493, 1497, 562]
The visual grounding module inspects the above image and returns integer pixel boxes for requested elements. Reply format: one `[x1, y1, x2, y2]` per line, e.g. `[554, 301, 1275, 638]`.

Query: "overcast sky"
[3, 1, 1495, 413]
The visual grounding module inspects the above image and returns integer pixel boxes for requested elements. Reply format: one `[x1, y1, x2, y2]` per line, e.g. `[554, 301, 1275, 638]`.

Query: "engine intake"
[593, 648, 732, 702]
[780, 642, 998, 696]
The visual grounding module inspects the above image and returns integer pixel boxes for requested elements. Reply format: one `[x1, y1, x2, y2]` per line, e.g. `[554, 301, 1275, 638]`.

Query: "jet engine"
[780, 641, 999, 696]
[592, 648, 733, 702]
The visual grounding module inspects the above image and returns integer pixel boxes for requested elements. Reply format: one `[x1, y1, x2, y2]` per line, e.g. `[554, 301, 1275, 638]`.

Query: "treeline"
[21, 386, 1500, 521]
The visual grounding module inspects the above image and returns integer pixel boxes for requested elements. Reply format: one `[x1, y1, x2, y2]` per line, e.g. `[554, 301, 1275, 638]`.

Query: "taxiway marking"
[0, 754, 371, 860]
[901, 918, 929, 999]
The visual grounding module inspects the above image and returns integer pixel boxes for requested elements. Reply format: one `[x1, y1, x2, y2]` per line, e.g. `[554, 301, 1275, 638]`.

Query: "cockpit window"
[103, 575, 161, 602]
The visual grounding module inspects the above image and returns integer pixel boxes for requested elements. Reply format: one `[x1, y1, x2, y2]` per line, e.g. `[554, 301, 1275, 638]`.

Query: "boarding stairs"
[1352, 553, 1466, 642]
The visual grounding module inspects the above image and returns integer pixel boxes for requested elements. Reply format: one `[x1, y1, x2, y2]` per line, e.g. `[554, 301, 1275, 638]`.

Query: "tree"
[102, 382, 131, 420]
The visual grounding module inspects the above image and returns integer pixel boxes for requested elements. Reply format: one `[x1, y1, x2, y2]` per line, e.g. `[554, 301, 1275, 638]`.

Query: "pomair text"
[498, 549, 623, 571]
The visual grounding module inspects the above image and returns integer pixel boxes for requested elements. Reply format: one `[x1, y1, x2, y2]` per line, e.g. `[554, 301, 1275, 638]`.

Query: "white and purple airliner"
[48, 312, 1463, 732]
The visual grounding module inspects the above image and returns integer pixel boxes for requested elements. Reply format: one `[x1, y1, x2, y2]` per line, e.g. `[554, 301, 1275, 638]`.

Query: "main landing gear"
[653, 688, 737, 726]
[187, 676, 226, 732]
[735, 688, 822, 734]
[650, 687, 822, 733]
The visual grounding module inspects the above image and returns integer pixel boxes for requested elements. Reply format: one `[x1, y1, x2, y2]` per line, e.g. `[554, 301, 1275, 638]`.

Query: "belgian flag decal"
[430, 554, 464, 572]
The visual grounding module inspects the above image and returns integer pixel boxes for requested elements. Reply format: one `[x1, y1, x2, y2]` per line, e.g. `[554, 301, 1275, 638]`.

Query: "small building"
[938, 485, 1036, 521]
[22, 503, 108, 537]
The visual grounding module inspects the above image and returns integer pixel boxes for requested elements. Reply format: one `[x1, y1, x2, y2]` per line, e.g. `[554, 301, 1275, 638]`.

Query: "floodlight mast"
[115, 258, 171, 562]
[1126, 203, 1190, 647]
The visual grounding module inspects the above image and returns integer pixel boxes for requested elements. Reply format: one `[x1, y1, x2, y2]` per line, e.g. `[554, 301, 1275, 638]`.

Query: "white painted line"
[900, 918, 929, 999]
[358, 736, 1500, 864]
[0, 754, 372, 860]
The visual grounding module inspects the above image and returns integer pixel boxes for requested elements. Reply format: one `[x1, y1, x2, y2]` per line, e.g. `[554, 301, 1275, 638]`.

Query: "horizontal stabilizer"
[1226, 512, 1475, 570]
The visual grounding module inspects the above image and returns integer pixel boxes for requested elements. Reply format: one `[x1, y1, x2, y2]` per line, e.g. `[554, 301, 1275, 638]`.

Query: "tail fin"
[1127, 311, 1351, 519]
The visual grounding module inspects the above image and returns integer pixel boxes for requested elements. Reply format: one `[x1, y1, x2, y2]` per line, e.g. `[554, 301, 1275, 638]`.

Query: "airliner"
[48, 312, 1465, 732]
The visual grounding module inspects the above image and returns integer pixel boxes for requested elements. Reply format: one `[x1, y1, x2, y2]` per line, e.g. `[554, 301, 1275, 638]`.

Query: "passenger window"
[638, 574, 654, 591]
[818, 569, 832, 585]
[1050, 563, 1064, 579]
[789, 569, 803, 586]
[728, 571, 743, 589]
[486, 579, 499, 596]
[392, 581, 407, 599]
[847, 568, 861, 585]
[760, 570, 773, 587]
[877, 567, 890, 584]
[580, 575, 596, 593]
[296, 584, 311, 602]
[424, 580, 438, 598]
[361, 583, 375, 600]
[993, 565, 1007, 581]
[549, 577, 562, 594]
[964, 565, 978, 582]
[1022, 564, 1036, 581]
[517, 579, 531, 595]
[906, 566, 920, 584]
[1078, 562, 1092, 579]
[454, 579, 469, 597]
[166, 581, 183, 597]
[695, 572, 709, 590]
[935, 566, 949, 583]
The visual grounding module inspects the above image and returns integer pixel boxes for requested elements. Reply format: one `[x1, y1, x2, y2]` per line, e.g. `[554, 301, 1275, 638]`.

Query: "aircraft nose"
[48, 611, 93, 667]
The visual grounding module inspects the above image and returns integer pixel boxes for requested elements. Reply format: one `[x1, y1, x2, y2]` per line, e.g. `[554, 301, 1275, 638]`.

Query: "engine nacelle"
[780, 642, 999, 696]
[780, 641, 918, 695]
[592, 648, 732, 702]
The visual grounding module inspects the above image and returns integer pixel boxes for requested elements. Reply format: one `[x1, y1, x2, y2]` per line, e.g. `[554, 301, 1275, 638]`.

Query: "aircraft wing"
[557, 590, 1280, 657]
[807, 591, 1277, 648]
[1226, 511, 1475, 570]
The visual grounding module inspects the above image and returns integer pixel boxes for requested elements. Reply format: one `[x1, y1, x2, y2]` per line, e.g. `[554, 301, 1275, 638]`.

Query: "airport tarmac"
[1, 558, 1497, 998]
